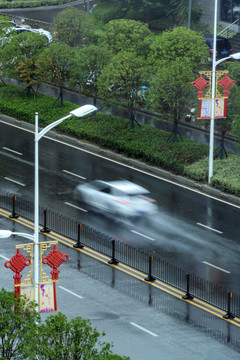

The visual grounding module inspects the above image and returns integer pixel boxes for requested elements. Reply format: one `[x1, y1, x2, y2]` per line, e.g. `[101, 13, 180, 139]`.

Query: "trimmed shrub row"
[0, 0, 72, 9]
[184, 153, 240, 196]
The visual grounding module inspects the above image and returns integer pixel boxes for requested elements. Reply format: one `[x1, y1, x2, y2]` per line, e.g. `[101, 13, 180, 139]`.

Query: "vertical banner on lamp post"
[21, 284, 35, 303]
[199, 98, 227, 119]
[215, 98, 227, 118]
[39, 282, 56, 313]
[193, 70, 233, 120]
[199, 99, 211, 118]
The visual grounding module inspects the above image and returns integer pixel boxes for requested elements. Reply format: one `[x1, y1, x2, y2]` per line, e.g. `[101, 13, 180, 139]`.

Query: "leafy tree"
[0, 15, 13, 85]
[167, 0, 203, 27]
[36, 312, 129, 360]
[100, 0, 203, 28]
[0, 288, 40, 360]
[16, 58, 41, 99]
[109, 0, 165, 22]
[146, 61, 194, 142]
[0, 289, 129, 360]
[148, 26, 208, 71]
[71, 45, 112, 106]
[98, 51, 148, 128]
[53, 7, 94, 47]
[37, 42, 74, 106]
[0, 15, 17, 50]
[224, 61, 240, 87]
[100, 19, 152, 57]
[0, 31, 48, 94]
[223, 86, 240, 155]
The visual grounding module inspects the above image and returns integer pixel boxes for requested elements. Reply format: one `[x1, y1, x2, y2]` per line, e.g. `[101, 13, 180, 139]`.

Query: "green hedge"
[0, 83, 240, 196]
[60, 114, 210, 174]
[184, 153, 240, 196]
[0, 85, 75, 125]
[0, 0, 72, 9]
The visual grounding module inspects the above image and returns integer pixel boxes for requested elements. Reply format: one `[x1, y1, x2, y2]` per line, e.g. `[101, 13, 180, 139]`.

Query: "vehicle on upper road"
[74, 179, 158, 218]
[1, 21, 52, 43]
[204, 34, 233, 60]
[9, 21, 31, 30]
[31, 28, 52, 42]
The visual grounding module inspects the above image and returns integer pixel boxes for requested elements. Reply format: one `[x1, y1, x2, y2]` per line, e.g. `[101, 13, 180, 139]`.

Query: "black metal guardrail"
[1, 191, 239, 318]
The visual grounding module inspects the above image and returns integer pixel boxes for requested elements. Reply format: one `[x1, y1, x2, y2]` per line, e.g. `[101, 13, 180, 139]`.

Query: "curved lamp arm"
[215, 52, 240, 67]
[0, 230, 34, 241]
[37, 104, 98, 141]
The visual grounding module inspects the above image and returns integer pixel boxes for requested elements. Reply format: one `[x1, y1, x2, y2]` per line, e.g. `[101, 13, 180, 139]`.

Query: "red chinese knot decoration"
[42, 244, 69, 281]
[5, 249, 31, 297]
[217, 73, 235, 97]
[192, 74, 210, 99]
[5, 249, 31, 284]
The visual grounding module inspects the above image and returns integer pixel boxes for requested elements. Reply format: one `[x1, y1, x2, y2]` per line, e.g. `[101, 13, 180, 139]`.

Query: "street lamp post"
[208, 0, 240, 183]
[187, 0, 192, 29]
[1, 104, 97, 311]
[208, 0, 218, 184]
[208, 51, 240, 184]
[34, 105, 96, 310]
[34, 105, 97, 310]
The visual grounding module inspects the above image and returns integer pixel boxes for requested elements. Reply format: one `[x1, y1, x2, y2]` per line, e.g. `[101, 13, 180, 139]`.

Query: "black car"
[204, 34, 233, 60]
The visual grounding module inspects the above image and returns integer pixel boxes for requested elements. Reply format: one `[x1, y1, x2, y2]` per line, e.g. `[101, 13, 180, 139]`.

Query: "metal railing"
[1, 191, 239, 318]
[218, 19, 239, 38]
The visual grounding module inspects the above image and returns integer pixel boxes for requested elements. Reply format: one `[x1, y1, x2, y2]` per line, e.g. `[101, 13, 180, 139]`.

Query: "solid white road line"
[58, 286, 83, 299]
[197, 222, 223, 234]
[130, 230, 155, 241]
[4, 177, 26, 187]
[2, 147, 23, 156]
[0, 254, 9, 260]
[64, 202, 88, 212]
[130, 322, 158, 337]
[62, 169, 86, 180]
[202, 261, 231, 274]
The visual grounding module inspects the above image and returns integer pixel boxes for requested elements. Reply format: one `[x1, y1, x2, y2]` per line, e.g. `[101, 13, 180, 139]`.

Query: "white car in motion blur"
[74, 180, 158, 218]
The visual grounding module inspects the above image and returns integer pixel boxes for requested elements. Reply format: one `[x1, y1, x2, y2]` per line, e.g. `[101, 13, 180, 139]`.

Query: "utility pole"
[187, 0, 192, 29]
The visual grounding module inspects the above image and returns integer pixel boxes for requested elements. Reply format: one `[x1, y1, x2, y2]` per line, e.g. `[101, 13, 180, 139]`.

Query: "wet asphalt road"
[0, 119, 240, 297]
[0, 217, 240, 360]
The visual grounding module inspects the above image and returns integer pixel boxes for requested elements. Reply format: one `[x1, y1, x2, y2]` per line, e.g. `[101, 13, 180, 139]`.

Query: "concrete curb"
[1, 114, 240, 207]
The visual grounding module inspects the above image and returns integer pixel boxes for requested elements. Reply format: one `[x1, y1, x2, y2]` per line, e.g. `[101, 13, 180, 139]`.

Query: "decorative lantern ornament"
[192, 70, 235, 119]
[5, 249, 31, 298]
[5, 240, 69, 313]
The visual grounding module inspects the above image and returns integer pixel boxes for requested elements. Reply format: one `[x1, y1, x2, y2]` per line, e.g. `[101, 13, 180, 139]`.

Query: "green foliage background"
[0, 0, 73, 8]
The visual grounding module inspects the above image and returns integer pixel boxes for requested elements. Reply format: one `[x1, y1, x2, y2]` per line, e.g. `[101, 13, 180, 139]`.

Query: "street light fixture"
[0, 230, 34, 241]
[1, 104, 97, 311]
[33, 104, 97, 310]
[216, 53, 240, 65]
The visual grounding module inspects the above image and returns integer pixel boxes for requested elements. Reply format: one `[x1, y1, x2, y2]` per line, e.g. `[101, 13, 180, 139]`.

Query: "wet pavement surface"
[1, 118, 240, 295]
[0, 216, 240, 360]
